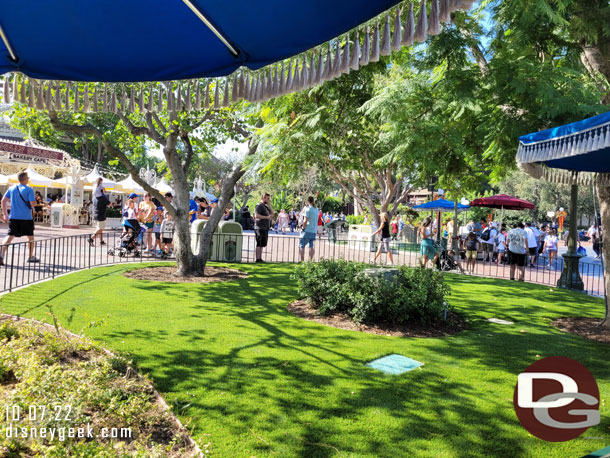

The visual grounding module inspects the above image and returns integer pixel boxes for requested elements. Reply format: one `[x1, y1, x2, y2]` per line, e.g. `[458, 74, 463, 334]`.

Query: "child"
[152, 207, 163, 256]
[496, 226, 507, 265]
[160, 212, 174, 259]
[465, 231, 479, 274]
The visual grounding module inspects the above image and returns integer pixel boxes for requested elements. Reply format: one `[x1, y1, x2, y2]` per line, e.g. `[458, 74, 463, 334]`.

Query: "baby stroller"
[436, 250, 461, 272]
[108, 219, 145, 257]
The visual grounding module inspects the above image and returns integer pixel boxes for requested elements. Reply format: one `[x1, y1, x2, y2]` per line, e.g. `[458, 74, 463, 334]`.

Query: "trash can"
[348, 224, 373, 251]
[325, 220, 339, 243]
[191, 220, 243, 262]
[50, 203, 65, 228]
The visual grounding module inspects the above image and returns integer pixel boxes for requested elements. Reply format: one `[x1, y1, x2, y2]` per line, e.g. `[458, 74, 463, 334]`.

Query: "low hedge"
[292, 260, 450, 326]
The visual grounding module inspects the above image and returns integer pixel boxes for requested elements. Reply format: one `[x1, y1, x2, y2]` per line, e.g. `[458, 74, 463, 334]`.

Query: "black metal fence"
[0, 231, 604, 298]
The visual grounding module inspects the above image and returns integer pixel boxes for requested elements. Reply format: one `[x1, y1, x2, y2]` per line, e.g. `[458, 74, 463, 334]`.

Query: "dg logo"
[513, 356, 600, 442]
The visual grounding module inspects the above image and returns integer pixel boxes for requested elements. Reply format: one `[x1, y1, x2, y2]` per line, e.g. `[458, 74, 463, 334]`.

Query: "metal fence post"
[52, 238, 57, 278]
[8, 245, 14, 292]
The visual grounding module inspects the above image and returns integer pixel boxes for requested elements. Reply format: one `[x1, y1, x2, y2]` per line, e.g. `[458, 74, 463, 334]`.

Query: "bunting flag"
[0, 0, 475, 113]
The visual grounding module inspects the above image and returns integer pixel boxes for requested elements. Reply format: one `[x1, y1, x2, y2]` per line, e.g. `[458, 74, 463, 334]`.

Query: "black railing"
[0, 231, 604, 298]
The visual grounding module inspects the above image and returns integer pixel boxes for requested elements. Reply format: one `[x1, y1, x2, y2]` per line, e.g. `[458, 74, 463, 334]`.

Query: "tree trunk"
[580, 43, 610, 104]
[596, 181, 610, 327]
[193, 140, 258, 274]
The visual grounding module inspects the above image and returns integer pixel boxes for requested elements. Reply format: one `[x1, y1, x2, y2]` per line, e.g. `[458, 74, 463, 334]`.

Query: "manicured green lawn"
[1, 263, 609, 457]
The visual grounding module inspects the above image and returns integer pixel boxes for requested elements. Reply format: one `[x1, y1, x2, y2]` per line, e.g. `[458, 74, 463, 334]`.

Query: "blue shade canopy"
[517, 111, 610, 174]
[413, 199, 469, 213]
[0, 0, 405, 82]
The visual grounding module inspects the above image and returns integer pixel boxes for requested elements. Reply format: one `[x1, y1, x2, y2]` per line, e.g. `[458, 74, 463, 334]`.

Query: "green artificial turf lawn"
[1, 262, 609, 457]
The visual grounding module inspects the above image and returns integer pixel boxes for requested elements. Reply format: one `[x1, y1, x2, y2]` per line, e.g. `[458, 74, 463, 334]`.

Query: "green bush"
[345, 214, 365, 225]
[0, 323, 19, 341]
[321, 196, 343, 214]
[292, 261, 450, 326]
[292, 260, 367, 314]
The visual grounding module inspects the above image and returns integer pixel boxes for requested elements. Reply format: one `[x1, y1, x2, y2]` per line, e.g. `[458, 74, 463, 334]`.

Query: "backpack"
[481, 228, 491, 241]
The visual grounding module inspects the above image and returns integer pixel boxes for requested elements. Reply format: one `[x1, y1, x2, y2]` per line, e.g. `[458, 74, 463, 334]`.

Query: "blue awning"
[413, 199, 469, 212]
[2, 0, 416, 82]
[517, 111, 610, 174]
[0, 1, 476, 113]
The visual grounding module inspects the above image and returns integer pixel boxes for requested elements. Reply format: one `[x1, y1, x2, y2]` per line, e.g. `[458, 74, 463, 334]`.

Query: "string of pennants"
[0, 0, 475, 113]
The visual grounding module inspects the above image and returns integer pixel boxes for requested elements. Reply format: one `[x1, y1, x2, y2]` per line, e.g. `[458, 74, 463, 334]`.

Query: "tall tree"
[10, 96, 259, 276]
[257, 63, 416, 225]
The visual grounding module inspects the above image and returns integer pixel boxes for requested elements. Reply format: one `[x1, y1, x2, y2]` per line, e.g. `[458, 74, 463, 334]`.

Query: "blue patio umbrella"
[413, 199, 470, 212]
[517, 110, 610, 326]
[0, 0, 476, 112]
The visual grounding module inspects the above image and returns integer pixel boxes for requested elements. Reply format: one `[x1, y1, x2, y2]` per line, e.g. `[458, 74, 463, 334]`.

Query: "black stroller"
[108, 219, 145, 257]
[434, 240, 464, 273]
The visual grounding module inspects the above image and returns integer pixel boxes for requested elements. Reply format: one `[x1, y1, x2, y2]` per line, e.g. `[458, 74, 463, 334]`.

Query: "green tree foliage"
[256, 62, 416, 225]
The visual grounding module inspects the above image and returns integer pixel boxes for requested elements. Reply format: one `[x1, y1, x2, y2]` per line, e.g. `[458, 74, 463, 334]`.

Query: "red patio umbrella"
[470, 194, 534, 211]
[470, 194, 534, 226]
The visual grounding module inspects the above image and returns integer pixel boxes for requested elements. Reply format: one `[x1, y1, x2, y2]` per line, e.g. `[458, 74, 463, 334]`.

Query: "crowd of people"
[416, 215, 602, 279]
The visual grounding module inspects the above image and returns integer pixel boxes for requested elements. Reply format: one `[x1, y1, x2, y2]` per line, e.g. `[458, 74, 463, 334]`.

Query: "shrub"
[345, 215, 365, 225]
[292, 260, 367, 314]
[293, 261, 450, 326]
[0, 323, 19, 341]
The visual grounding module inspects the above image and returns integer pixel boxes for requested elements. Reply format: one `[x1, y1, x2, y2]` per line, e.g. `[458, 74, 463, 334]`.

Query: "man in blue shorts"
[1, 171, 39, 265]
[299, 196, 319, 262]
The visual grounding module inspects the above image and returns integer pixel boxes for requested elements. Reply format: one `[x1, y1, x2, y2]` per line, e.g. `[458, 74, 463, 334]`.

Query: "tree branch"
[48, 112, 174, 214]
[117, 112, 149, 137]
[145, 113, 167, 146]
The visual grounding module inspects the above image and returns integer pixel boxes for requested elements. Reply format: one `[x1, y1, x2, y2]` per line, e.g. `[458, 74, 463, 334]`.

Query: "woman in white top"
[543, 228, 559, 269]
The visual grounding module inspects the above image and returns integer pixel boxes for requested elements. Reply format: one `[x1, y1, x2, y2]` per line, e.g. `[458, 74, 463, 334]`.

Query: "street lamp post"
[558, 184, 584, 291]
[436, 189, 444, 243]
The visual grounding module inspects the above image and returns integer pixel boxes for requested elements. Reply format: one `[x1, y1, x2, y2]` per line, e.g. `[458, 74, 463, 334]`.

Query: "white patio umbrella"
[155, 179, 173, 195]
[115, 175, 144, 195]
[49, 177, 68, 189]
[83, 165, 116, 189]
[8, 167, 53, 187]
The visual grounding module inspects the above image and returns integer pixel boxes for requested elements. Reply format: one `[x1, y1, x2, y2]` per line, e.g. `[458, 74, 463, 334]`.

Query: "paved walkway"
[0, 225, 604, 298]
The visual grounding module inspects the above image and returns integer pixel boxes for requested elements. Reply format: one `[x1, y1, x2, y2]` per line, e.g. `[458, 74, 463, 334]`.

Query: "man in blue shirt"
[189, 196, 199, 223]
[1, 171, 39, 264]
[299, 196, 319, 262]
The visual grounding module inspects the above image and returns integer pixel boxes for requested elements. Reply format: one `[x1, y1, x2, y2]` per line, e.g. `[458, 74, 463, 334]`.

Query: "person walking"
[524, 222, 540, 267]
[507, 222, 529, 281]
[89, 178, 110, 246]
[160, 211, 174, 259]
[254, 193, 274, 263]
[419, 217, 437, 268]
[299, 196, 319, 262]
[480, 223, 497, 262]
[391, 215, 399, 241]
[543, 228, 559, 269]
[372, 212, 394, 265]
[138, 193, 156, 252]
[465, 231, 479, 274]
[1, 171, 39, 264]
[277, 209, 290, 234]
[495, 225, 507, 265]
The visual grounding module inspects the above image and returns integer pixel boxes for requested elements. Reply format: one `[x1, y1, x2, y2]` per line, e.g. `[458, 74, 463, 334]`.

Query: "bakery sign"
[0, 140, 65, 165]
